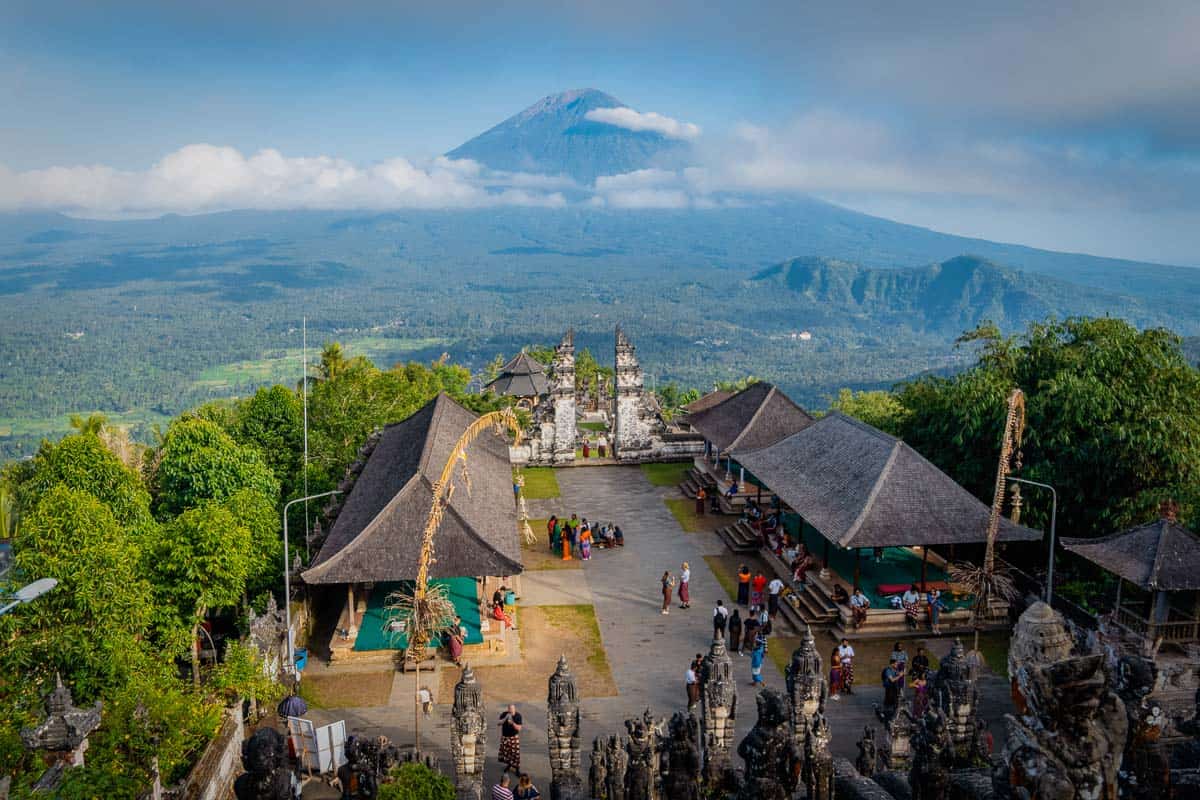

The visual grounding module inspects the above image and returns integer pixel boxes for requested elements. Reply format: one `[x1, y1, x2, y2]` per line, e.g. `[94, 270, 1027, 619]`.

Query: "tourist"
[498, 704, 523, 774]
[901, 584, 922, 631]
[492, 601, 516, 631]
[493, 774, 515, 800]
[577, 519, 590, 558]
[580, 524, 593, 561]
[891, 641, 908, 695]
[725, 482, 737, 501]
[613, 525, 625, 547]
[678, 562, 691, 609]
[418, 685, 434, 716]
[849, 588, 870, 629]
[561, 529, 572, 561]
[830, 584, 849, 605]
[736, 564, 752, 606]
[696, 486, 707, 515]
[750, 634, 767, 686]
[750, 571, 767, 607]
[550, 516, 562, 554]
[767, 575, 785, 618]
[791, 546, 814, 589]
[445, 616, 466, 666]
[742, 607, 760, 653]
[837, 638, 856, 695]
[514, 773, 541, 800]
[829, 646, 843, 700]
[911, 646, 930, 680]
[728, 609, 743, 655]
[926, 587, 946, 635]
[661, 571, 676, 615]
[713, 599, 729, 639]
[597, 435, 607, 459]
[583, 441, 591, 458]
[756, 604, 771, 636]
[910, 673, 929, 718]
[686, 664, 700, 710]
[882, 658, 903, 715]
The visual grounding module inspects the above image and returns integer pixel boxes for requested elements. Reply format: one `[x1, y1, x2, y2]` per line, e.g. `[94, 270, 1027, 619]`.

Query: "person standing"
[911, 646, 930, 681]
[561, 529, 572, 561]
[514, 774, 541, 800]
[685, 664, 700, 710]
[767, 575, 785, 618]
[498, 704, 523, 774]
[696, 487, 707, 515]
[678, 562, 691, 609]
[882, 659, 903, 716]
[712, 599, 729, 639]
[728, 609, 743, 655]
[890, 641, 908, 699]
[910, 673, 929, 719]
[736, 564, 752, 606]
[750, 571, 767, 608]
[550, 517, 562, 554]
[750, 633, 767, 686]
[445, 615, 467, 666]
[828, 646, 843, 700]
[580, 525, 593, 561]
[742, 606, 761, 653]
[492, 774, 515, 800]
[837, 638, 856, 695]
[926, 587, 944, 635]
[661, 571, 676, 615]
[547, 516, 558, 553]
[597, 435, 608, 459]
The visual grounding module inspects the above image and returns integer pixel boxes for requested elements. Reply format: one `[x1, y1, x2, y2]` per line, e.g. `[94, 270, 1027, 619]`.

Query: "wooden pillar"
[821, 539, 831, 579]
[921, 547, 929, 589]
[853, 549, 861, 591]
[347, 584, 358, 637]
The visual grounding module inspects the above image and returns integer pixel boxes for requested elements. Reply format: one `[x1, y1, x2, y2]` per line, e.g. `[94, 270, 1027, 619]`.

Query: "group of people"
[547, 514, 624, 561]
[879, 641, 932, 718]
[828, 582, 948, 634]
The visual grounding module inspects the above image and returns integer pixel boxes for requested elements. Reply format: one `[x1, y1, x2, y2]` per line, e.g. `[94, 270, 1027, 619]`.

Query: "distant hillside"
[1184, 337, 1200, 366]
[446, 88, 688, 183]
[752, 255, 1172, 335]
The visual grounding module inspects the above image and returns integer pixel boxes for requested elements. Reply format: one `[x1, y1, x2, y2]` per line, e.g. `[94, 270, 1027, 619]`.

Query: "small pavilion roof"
[683, 390, 733, 414]
[485, 352, 550, 397]
[1062, 518, 1200, 591]
[303, 393, 521, 585]
[734, 412, 1042, 549]
[685, 382, 815, 453]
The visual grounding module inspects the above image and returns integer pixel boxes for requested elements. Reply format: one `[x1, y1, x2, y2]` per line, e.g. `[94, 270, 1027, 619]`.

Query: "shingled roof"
[1062, 518, 1200, 591]
[485, 352, 550, 397]
[734, 412, 1042, 549]
[303, 394, 521, 585]
[683, 390, 733, 414]
[685, 382, 815, 452]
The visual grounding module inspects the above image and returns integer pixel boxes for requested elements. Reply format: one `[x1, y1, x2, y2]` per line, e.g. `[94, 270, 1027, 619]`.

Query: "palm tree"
[68, 413, 107, 436]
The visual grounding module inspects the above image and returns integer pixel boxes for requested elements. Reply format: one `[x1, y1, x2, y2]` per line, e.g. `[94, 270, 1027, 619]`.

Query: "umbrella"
[277, 694, 308, 718]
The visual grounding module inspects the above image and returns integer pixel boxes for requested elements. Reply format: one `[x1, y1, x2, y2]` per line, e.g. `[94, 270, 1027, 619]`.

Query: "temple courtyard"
[300, 464, 1015, 796]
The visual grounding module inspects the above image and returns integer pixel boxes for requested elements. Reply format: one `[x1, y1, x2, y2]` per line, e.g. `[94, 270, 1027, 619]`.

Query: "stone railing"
[165, 705, 244, 800]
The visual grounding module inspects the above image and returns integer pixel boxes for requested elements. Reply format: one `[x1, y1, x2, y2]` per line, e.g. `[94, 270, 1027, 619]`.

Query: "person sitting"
[492, 600, 516, 631]
[830, 584, 850, 604]
[791, 549, 815, 588]
[725, 483, 738, 500]
[901, 584, 922, 631]
[612, 525, 625, 547]
[849, 587, 870, 628]
[596, 524, 614, 548]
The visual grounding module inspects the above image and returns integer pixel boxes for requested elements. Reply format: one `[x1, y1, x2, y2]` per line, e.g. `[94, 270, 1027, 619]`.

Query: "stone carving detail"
[909, 708, 953, 800]
[855, 726, 879, 778]
[233, 728, 292, 800]
[785, 625, 826, 762]
[612, 326, 654, 461]
[995, 601, 1128, 800]
[929, 638, 979, 764]
[606, 734, 629, 800]
[588, 738, 607, 800]
[21, 673, 102, 768]
[801, 712, 834, 800]
[661, 712, 701, 800]
[549, 329, 578, 464]
[624, 710, 664, 800]
[451, 665, 487, 800]
[876, 704, 915, 772]
[700, 634, 737, 786]
[548, 656, 584, 800]
[736, 689, 801, 800]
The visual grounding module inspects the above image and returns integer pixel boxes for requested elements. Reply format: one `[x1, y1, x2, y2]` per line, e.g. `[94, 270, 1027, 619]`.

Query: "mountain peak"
[447, 88, 688, 183]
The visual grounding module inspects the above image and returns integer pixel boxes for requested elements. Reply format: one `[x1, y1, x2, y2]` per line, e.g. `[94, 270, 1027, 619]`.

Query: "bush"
[379, 762, 454, 800]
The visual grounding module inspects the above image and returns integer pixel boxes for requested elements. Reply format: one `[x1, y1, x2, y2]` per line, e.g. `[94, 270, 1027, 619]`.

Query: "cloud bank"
[585, 107, 701, 140]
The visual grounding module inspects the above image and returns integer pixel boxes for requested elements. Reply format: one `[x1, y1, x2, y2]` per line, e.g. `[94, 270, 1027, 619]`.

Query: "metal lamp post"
[0, 577, 57, 616]
[1007, 477, 1057, 605]
[282, 490, 341, 674]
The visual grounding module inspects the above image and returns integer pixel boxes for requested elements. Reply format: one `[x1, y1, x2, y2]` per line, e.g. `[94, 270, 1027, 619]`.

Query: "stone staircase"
[678, 466, 718, 499]
[762, 549, 839, 630]
[716, 519, 760, 553]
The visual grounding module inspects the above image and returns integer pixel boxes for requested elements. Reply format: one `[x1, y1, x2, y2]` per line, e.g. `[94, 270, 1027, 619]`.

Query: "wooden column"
[347, 584, 358, 637]
[821, 538, 831, 580]
[921, 547, 929, 589]
[853, 549, 861, 591]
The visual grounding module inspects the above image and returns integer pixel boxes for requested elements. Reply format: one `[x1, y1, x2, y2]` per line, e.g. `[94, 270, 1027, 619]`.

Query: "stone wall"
[169, 706, 243, 800]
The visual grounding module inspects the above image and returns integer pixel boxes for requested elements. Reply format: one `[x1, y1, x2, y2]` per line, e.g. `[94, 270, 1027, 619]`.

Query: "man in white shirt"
[712, 599, 729, 639]
[767, 577, 785, 618]
[837, 638, 856, 694]
[850, 588, 871, 629]
[685, 666, 699, 710]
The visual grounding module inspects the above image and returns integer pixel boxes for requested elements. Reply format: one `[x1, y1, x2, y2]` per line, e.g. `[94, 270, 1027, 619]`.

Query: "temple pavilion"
[302, 393, 522, 662]
[484, 352, 550, 410]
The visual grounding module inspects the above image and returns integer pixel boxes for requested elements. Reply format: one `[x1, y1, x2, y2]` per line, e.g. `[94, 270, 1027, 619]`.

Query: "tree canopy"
[152, 417, 280, 518]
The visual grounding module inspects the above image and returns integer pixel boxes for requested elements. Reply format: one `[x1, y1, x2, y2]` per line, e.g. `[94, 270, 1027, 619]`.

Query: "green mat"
[354, 577, 484, 651]
[781, 513, 971, 611]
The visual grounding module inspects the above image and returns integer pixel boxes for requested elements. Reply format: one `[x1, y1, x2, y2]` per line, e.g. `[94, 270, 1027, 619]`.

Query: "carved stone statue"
[995, 601, 1128, 800]
[909, 707, 953, 800]
[624, 711, 663, 800]
[736, 689, 801, 800]
[801, 712, 834, 800]
[784, 625, 826, 762]
[929, 639, 979, 764]
[548, 656, 584, 800]
[855, 726, 878, 778]
[700, 634, 737, 787]
[606, 734, 629, 800]
[660, 712, 701, 800]
[451, 665, 487, 800]
[21, 673, 103, 769]
[589, 738, 608, 800]
[233, 728, 292, 800]
[876, 704, 915, 771]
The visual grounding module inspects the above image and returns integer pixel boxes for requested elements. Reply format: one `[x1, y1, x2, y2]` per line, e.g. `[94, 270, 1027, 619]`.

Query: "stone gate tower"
[549, 330, 577, 464]
[612, 326, 655, 462]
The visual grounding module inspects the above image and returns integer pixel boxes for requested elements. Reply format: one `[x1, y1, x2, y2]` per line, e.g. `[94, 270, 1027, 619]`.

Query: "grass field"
[299, 669, 394, 708]
[665, 497, 724, 532]
[578, 421, 607, 432]
[541, 604, 613, 676]
[519, 467, 561, 499]
[0, 408, 172, 439]
[641, 462, 689, 487]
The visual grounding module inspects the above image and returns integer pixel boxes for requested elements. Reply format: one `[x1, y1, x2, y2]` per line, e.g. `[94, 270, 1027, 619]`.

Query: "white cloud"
[584, 107, 701, 140]
[0, 144, 567, 216]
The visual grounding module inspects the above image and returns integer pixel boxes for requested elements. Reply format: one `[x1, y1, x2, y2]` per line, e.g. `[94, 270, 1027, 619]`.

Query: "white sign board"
[286, 716, 347, 774]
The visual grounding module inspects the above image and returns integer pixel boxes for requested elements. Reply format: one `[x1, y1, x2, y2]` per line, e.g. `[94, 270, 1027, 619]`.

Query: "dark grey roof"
[685, 382, 814, 452]
[1062, 518, 1200, 591]
[683, 390, 733, 414]
[303, 393, 521, 584]
[735, 412, 1042, 549]
[485, 352, 550, 397]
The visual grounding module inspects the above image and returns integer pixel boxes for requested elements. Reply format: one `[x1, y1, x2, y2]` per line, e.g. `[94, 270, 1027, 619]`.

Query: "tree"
[898, 318, 1200, 536]
[68, 412, 107, 436]
[152, 418, 280, 518]
[827, 388, 911, 436]
[221, 488, 282, 595]
[21, 433, 154, 532]
[379, 762, 454, 800]
[234, 384, 304, 491]
[483, 353, 506, 384]
[2, 485, 153, 699]
[714, 376, 760, 393]
[148, 502, 254, 685]
[655, 382, 702, 422]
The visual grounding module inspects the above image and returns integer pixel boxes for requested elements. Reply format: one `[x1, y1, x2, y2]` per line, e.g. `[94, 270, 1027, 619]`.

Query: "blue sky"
[2, 0, 1199, 265]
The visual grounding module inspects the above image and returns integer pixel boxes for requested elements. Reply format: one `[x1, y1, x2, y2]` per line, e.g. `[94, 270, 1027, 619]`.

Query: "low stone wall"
[168, 706, 243, 800]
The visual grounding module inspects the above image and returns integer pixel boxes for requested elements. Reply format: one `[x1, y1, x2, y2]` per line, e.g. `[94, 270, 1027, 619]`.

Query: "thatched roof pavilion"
[685, 382, 814, 453]
[1062, 517, 1200, 592]
[484, 352, 550, 400]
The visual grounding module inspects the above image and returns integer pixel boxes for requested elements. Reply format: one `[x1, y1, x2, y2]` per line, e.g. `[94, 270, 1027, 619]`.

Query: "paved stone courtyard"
[304, 465, 1015, 795]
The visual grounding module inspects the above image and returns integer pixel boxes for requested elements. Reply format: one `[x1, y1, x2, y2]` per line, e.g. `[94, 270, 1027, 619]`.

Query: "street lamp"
[282, 491, 341, 674]
[1007, 477, 1057, 605]
[0, 577, 57, 616]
